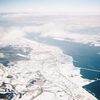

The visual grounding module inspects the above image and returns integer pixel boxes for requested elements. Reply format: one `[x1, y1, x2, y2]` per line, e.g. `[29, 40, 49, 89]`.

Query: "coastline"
[0, 38, 97, 100]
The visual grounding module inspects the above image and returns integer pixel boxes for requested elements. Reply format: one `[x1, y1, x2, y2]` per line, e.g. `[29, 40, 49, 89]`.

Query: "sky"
[0, 0, 100, 14]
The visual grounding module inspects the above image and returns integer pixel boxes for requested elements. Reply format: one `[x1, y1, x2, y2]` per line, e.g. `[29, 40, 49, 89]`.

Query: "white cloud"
[0, 27, 26, 41]
[22, 20, 100, 46]
[2, 13, 33, 18]
[0, 14, 100, 46]
[0, 27, 4, 38]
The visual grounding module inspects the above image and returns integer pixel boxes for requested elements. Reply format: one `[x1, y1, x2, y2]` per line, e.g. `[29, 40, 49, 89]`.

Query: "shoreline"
[0, 38, 97, 100]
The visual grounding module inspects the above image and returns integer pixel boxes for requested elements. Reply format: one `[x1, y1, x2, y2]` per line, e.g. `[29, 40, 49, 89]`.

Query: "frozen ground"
[0, 38, 97, 100]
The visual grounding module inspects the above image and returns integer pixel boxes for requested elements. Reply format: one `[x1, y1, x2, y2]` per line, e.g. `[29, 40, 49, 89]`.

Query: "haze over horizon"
[0, 0, 100, 14]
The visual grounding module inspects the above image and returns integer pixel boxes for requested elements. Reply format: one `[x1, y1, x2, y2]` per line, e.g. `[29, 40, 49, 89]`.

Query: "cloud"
[23, 23, 67, 39]
[2, 13, 33, 18]
[0, 26, 4, 31]
[0, 14, 100, 46]
[7, 27, 25, 39]
[0, 27, 26, 42]
[0, 27, 4, 38]
[22, 21, 100, 46]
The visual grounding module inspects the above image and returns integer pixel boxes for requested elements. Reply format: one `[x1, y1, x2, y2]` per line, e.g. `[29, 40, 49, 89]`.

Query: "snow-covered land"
[0, 38, 97, 100]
